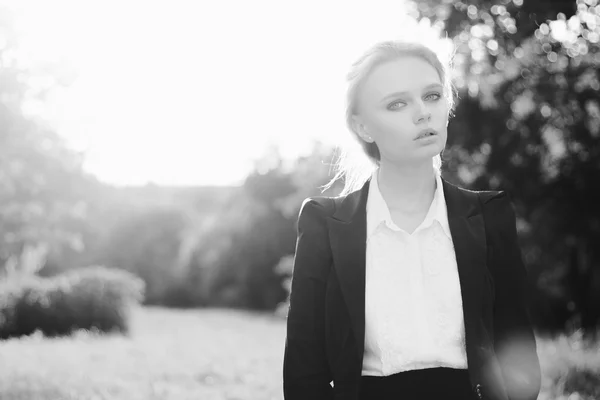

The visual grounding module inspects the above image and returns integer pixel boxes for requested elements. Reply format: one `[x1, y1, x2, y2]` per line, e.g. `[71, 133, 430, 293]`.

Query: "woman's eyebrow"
[380, 83, 443, 102]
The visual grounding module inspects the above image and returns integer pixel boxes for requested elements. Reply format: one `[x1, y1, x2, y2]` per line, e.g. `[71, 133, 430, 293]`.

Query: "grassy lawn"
[1, 306, 599, 400]
[0, 306, 286, 400]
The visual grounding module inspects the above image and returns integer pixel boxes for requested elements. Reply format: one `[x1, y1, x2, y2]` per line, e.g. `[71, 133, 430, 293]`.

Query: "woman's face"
[353, 56, 449, 166]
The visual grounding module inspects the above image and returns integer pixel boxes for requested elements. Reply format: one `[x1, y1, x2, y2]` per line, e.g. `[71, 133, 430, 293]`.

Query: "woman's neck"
[376, 160, 437, 214]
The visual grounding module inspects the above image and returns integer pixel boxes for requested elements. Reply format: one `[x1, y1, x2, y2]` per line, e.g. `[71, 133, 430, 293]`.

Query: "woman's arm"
[283, 198, 334, 400]
[486, 193, 541, 400]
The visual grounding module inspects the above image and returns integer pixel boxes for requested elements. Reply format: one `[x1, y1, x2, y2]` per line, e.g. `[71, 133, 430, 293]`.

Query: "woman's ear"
[352, 115, 374, 143]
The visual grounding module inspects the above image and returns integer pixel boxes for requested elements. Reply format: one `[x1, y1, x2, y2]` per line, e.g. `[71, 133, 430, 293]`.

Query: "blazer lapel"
[326, 179, 370, 360]
[325, 176, 488, 368]
[442, 179, 488, 376]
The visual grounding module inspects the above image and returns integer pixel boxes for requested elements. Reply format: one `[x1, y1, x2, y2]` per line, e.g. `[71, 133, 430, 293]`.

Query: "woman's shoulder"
[453, 184, 516, 224]
[443, 177, 508, 205]
[298, 195, 337, 219]
[444, 179, 517, 226]
[477, 189, 508, 205]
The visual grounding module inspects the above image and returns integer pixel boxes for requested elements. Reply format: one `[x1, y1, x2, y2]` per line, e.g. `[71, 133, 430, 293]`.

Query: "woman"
[282, 37, 541, 400]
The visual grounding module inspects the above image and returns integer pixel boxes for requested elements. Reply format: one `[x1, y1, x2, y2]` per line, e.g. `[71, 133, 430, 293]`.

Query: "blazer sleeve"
[484, 192, 541, 400]
[283, 198, 334, 400]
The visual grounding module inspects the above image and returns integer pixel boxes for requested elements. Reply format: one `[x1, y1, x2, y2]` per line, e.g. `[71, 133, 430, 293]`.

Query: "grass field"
[0, 306, 286, 400]
[1, 306, 598, 400]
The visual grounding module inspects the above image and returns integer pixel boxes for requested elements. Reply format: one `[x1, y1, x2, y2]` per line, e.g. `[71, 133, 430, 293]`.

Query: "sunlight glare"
[4, 0, 447, 186]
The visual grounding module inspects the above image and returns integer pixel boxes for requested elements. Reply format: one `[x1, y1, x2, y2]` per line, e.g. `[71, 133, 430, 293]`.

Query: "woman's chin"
[416, 142, 445, 158]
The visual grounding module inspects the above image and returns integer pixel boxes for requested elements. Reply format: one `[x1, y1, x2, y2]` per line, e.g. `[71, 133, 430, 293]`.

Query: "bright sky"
[4, 0, 446, 186]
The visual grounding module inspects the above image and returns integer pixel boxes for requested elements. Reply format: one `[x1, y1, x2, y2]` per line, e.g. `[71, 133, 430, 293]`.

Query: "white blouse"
[361, 168, 468, 376]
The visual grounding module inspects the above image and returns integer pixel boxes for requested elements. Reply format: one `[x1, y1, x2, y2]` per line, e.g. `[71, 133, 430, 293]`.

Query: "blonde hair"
[322, 38, 456, 196]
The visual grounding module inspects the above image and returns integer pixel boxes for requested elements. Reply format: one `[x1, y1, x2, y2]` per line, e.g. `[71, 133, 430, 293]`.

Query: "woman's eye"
[425, 92, 442, 101]
[388, 101, 406, 110]
[388, 92, 441, 110]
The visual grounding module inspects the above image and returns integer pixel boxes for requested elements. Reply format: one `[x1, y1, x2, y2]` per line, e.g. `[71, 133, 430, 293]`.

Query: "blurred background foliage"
[1, 0, 600, 343]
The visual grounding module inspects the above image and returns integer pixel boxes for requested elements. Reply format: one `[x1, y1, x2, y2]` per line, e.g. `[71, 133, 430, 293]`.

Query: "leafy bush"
[0, 279, 26, 338]
[537, 332, 600, 400]
[274, 254, 293, 319]
[0, 266, 144, 339]
[97, 207, 188, 305]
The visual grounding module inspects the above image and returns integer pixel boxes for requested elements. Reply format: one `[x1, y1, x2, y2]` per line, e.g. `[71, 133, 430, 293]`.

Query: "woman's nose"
[414, 101, 432, 123]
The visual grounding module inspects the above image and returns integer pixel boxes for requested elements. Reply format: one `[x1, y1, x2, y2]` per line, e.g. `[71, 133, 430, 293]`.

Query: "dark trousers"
[360, 367, 477, 400]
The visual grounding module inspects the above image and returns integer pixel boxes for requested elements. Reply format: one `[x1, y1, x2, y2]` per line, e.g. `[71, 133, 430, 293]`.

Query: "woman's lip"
[415, 130, 437, 140]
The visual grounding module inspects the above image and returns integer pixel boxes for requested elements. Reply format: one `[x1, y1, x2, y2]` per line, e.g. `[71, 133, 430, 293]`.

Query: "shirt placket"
[408, 232, 432, 362]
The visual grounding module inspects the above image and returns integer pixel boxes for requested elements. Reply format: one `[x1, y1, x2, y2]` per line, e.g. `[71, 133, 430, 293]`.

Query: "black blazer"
[283, 176, 541, 400]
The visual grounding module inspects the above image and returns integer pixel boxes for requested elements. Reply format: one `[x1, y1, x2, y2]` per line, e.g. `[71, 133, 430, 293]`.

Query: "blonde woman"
[283, 37, 541, 400]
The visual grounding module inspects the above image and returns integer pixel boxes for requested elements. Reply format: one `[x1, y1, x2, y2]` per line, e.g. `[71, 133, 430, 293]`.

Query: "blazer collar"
[325, 175, 488, 379]
[366, 170, 452, 239]
[331, 175, 479, 224]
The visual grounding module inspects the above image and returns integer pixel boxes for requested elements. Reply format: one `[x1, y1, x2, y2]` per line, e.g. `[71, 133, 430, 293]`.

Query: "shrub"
[0, 266, 145, 339]
[563, 368, 600, 399]
[537, 332, 600, 399]
[274, 254, 293, 319]
[0, 279, 29, 338]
